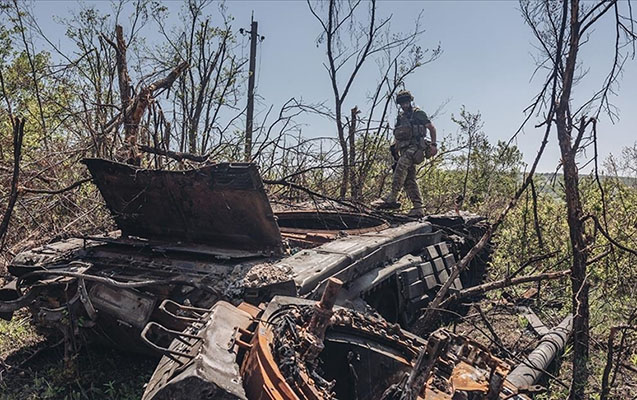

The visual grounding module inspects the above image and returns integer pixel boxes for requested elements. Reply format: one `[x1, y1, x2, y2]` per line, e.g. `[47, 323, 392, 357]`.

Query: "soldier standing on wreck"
[372, 90, 437, 217]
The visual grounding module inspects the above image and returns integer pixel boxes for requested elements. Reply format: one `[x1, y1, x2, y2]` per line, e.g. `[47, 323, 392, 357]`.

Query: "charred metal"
[0, 159, 571, 399]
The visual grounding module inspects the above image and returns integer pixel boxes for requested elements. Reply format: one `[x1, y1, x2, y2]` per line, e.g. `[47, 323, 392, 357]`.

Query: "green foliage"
[485, 169, 637, 398]
[415, 108, 523, 216]
[0, 314, 40, 355]
[517, 314, 529, 330]
[1, 51, 70, 152]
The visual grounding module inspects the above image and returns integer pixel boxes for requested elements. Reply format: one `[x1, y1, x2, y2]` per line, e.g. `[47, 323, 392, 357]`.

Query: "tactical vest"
[393, 108, 430, 153]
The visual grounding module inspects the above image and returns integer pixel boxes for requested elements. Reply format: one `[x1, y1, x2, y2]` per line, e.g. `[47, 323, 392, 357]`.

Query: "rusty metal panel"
[142, 301, 253, 400]
[83, 159, 282, 254]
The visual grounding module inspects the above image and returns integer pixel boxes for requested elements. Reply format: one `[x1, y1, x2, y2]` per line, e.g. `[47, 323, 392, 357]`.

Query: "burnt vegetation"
[0, 0, 636, 399]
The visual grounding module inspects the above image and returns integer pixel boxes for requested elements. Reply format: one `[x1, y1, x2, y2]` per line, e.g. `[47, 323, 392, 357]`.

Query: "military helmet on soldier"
[395, 90, 413, 105]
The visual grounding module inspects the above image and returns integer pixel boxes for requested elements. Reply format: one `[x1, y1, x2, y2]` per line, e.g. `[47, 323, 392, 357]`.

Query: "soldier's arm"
[413, 110, 430, 127]
[414, 110, 436, 142]
[426, 122, 437, 157]
[414, 110, 437, 156]
[426, 122, 437, 144]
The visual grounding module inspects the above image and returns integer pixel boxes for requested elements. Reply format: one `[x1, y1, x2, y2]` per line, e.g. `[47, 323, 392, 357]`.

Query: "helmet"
[395, 90, 413, 104]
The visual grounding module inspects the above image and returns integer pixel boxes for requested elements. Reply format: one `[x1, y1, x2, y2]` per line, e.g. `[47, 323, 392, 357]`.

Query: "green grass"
[0, 313, 156, 400]
[0, 313, 44, 357]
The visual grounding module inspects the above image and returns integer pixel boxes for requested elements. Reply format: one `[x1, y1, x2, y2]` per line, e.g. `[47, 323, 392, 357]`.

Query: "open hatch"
[83, 158, 283, 256]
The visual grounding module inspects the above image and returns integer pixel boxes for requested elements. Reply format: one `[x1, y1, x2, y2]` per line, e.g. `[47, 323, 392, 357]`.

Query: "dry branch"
[121, 61, 188, 165]
[263, 178, 363, 212]
[453, 269, 570, 301]
[20, 178, 92, 195]
[475, 304, 505, 351]
[508, 251, 559, 279]
[107, 24, 188, 166]
[138, 145, 209, 163]
[582, 214, 637, 257]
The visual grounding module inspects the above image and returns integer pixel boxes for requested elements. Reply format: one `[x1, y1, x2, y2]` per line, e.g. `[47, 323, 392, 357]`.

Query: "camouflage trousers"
[389, 146, 423, 207]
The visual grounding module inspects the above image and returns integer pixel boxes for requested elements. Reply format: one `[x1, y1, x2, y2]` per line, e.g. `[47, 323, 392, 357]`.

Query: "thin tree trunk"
[530, 179, 544, 249]
[114, 25, 132, 139]
[0, 118, 25, 250]
[556, 2, 590, 398]
[349, 106, 359, 200]
[336, 106, 349, 198]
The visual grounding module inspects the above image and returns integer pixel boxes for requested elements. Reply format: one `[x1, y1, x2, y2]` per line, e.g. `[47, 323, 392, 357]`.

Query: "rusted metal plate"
[142, 301, 255, 400]
[450, 361, 489, 392]
[242, 296, 424, 400]
[83, 159, 282, 255]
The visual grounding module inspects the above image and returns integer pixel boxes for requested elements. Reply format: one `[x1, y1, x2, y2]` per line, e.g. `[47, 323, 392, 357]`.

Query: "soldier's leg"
[386, 151, 413, 202]
[372, 147, 414, 208]
[404, 163, 424, 216]
[399, 148, 424, 216]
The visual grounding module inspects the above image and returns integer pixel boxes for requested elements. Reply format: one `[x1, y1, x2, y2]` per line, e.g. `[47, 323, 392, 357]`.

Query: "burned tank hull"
[0, 159, 491, 358]
[142, 293, 547, 400]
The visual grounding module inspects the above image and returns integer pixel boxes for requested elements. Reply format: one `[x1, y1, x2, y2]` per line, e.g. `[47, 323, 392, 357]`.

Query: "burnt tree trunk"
[111, 25, 137, 163]
[0, 118, 25, 249]
[349, 106, 359, 200]
[336, 104, 349, 199]
[556, 1, 590, 398]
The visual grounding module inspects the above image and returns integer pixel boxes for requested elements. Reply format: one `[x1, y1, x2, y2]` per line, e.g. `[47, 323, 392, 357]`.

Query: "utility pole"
[245, 16, 258, 162]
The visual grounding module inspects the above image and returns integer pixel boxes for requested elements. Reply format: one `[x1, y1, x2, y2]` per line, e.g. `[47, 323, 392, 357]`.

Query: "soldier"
[372, 90, 437, 217]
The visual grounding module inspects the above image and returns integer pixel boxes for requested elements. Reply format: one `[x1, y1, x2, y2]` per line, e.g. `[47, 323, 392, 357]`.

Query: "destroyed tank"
[0, 158, 491, 356]
[141, 279, 572, 400]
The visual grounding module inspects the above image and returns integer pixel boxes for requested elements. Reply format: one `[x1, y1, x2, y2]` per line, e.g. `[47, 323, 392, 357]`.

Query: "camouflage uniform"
[386, 108, 430, 211]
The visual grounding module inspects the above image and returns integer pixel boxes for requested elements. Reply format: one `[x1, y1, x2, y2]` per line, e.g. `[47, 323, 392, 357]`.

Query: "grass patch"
[1, 343, 156, 400]
[0, 312, 44, 357]
[1, 311, 155, 400]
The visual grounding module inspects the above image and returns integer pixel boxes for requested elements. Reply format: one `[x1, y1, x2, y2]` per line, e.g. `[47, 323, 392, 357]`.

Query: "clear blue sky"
[31, 0, 637, 172]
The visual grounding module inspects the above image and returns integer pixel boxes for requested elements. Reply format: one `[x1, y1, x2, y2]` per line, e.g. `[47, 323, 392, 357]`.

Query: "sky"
[30, 0, 637, 173]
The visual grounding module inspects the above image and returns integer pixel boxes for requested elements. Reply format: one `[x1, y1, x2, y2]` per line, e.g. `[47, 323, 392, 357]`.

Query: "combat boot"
[406, 198, 425, 218]
[407, 206, 425, 218]
[371, 194, 401, 209]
